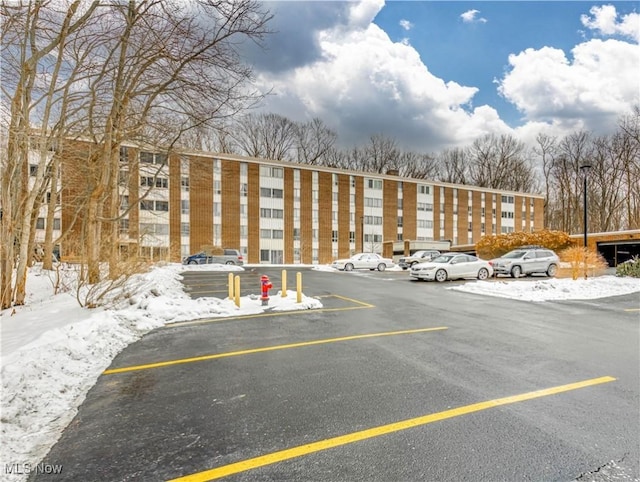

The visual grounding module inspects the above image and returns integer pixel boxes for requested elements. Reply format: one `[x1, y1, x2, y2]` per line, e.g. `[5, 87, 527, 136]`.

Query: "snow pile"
[450, 275, 640, 301]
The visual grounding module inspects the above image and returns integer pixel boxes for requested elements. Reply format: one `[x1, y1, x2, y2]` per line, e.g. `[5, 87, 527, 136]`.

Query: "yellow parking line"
[623, 308, 640, 312]
[104, 327, 446, 375]
[167, 376, 615, 482]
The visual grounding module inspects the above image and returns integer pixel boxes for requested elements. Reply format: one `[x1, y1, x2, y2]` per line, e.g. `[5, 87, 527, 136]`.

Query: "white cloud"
[498, 39, 640, 133]
[581, 5, 640, 42]
[399, 19, 413, 31]
[461, 9, 487, 24]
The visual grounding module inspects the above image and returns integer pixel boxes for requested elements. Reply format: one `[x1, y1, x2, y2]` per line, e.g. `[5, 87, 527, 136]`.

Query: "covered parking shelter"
[571, 230, 640, 267]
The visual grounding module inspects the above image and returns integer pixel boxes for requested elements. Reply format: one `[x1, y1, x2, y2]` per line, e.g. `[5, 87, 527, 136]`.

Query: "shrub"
[476, 229, 573, 259]
[559, 246, 608, 280]
[616, 256, 640, 278]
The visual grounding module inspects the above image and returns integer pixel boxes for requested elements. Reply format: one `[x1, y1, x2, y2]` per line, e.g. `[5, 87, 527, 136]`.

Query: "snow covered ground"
[450, 275, 640, 301]
[1, 263, 639, 481]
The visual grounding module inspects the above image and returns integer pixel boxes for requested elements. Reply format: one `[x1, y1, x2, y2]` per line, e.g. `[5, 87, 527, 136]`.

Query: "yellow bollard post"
[296, 272, 302, 303]
[234, 275, 241, 307]
[282, 269, 287, 297]
[228, 272, 234, 299]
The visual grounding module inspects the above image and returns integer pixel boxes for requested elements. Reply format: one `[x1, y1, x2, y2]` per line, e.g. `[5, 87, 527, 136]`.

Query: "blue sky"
[246, 1, 639, 152]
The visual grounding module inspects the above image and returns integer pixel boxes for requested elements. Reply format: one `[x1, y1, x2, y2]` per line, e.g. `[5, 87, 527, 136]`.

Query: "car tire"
[511, 265, 522, 278]
[410, 262, 418, 268]
[188, 260, 197, 265]
[546, 264, 558, 277]
[377, 263, 386, 272]
[477, 268, 489, 280]
[435, 269, 447, 282]
[225, 261, 235, 265]
[344, 263, 354, 272]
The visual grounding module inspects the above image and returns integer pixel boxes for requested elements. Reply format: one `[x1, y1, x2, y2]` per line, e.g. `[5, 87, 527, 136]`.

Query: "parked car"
[489, 246, 559, 278]
[410, 253, 493, 282]
[183, 249, 244, 265]
[331, 253, 394, 272]
[398, 250, 441, 270]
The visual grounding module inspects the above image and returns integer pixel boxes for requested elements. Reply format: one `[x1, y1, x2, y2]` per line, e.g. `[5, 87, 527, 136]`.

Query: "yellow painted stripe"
[168, 376, 615, 482]
[623, 308, 640, 312]
[104, 327, 446, 375]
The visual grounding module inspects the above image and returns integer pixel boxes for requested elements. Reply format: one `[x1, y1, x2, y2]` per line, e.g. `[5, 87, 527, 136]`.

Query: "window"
[272, 230, 283, 239]
[501, 211, 514, 219]
[418, 185, 430, 195]
[240, 183, 248, 197]
[119, 219, 129, 235]
[155, 201, 169, 212]
[155, 177, 168, 188]
[398, 198, 403, 209]
[333, 173, 338, 186]
[181, 223, 189, 236]
[260, 208, 271, 218]
[260, 166, 283, 178]
[181, 200, 189, 214]
[272, 209, 284, 219]
[260, 187, 271, 197]
[501, 195, 515, 204]
[350, 176, 356, 188]
[140, 151, 167, 165]
[397, 216, 403, 227]
[260, 229, 271, 239]
[120, 146, 129, 163]
[240, 225, 248, 237]
[366, 179, 383, 189]
[293, 228, 300, 241]
[333, 192, 338, 202]
[260, 188, 283, 198]
[349, 231, 355, 243]
[417, 220, 433, 228]
[397, 233, 403, 241]
[260, 250, 270, 262]
[181, 177, 189, 191]
[332, 230, 338, 242]
[293, 188, 300, 200]
[417, 202, 433, 211]
[364, 197, 382, 208]
[36, 218, 45, 229]
[214, 181, 221, 195]
[140, 200, 154, 211]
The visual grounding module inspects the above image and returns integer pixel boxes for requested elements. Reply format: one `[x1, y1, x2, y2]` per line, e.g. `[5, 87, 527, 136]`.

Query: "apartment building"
[46, 144, 544, 264]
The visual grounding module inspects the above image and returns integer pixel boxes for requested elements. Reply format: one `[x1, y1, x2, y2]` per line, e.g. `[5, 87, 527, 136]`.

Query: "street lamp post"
[580, 164, 592, 247]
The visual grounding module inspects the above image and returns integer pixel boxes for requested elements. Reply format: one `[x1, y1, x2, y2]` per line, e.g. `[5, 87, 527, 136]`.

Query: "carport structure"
[570, 229, 640, 266]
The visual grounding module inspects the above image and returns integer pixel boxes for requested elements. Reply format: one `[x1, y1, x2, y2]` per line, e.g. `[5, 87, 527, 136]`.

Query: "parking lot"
[33, 267, 639, 481]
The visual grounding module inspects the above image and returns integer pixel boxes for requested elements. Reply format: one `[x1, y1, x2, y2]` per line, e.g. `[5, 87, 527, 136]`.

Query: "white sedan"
[410, 253, 493, 282]
[331, 253, 394, 272]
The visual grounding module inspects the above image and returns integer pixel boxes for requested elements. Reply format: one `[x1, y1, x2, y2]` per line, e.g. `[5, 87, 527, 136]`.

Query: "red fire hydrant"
[260, 275, 272, 306]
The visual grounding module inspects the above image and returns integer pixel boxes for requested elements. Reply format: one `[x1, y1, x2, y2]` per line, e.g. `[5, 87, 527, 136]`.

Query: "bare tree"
[435, 147, 468, 184]
[294, 117, 337, 165]
[232, 112, 297, 160]
[1, 0, 272, 306]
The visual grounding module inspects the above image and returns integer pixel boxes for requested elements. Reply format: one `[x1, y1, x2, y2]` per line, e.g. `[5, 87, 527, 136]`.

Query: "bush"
[616, 256, 640, 278]
[476, 229, 573, 259]
[559, 246, 608, 280]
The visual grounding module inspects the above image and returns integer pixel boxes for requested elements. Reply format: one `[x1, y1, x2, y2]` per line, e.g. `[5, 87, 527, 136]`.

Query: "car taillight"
[238, 255, 243, 260]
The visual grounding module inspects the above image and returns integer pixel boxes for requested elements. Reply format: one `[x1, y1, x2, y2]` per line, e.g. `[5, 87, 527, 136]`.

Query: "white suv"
[490, 247, 559, 278]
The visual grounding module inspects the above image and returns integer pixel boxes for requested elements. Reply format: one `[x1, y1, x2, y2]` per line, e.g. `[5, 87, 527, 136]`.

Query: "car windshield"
[502, 250, 526, 259]
[432, 255, 455, 263]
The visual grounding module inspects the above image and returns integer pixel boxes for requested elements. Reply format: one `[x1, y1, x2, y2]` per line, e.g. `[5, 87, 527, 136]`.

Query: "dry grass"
[558, 246, 609, 279]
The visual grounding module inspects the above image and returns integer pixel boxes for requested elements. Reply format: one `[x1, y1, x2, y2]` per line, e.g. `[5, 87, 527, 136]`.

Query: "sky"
[1, 261, 640, 480]
[244, 0, 640, 153]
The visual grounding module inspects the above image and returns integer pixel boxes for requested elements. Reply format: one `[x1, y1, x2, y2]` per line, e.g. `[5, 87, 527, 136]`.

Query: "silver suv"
[490, 246, 559, 278]
[398, 250, 441, 270]
[183, 249, 244, 265]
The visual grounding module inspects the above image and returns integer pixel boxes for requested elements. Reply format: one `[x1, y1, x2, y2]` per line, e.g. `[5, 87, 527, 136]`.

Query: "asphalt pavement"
[31, 267, 639, 481]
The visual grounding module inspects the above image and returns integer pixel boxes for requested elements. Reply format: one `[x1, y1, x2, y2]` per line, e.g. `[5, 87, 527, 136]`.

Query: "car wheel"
[435, 269, 447, 282]
[377, 263, 386, 272]
[410, 261, 418, 268]
[547, 264, 558, 277]
[344, 263, 354, 272]
[188, 260, 197, 265]
[511, 265, 522, 278]
[225, 260, 235, 265]
[477, 268, 489, 280]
